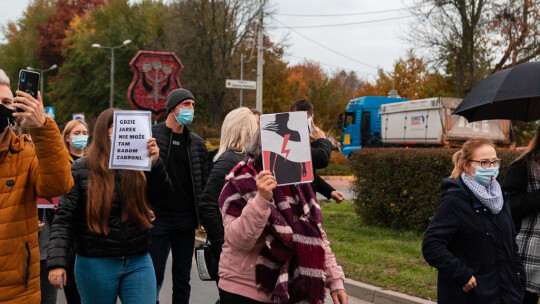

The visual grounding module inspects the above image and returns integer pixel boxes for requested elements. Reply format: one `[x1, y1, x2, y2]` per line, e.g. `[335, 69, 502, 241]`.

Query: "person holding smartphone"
[0, 68, 74, 304]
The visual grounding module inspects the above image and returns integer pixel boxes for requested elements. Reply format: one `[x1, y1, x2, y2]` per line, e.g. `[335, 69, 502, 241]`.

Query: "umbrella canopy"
[453, 61, 540, 122]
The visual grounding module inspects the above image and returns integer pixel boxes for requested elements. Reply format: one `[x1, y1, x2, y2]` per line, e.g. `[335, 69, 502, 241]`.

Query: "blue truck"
[338, 96, 407, 157]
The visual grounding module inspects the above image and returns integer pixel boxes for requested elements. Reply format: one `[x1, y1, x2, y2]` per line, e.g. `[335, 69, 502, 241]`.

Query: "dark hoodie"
[422, 177, 524, 304]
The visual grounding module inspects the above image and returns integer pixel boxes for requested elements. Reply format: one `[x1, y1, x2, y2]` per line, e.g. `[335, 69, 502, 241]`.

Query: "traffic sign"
[45, 106, 55, 120]
[225, 79, 256, 90]
[73, 113, 85, 121]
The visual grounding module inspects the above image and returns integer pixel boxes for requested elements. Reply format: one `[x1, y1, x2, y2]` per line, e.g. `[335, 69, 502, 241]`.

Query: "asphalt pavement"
[56, 254, 367, 303]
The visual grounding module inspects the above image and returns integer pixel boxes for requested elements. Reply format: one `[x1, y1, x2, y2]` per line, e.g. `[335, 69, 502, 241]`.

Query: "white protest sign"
[109, 110, 152, 171]
[260, 111, 313, 186]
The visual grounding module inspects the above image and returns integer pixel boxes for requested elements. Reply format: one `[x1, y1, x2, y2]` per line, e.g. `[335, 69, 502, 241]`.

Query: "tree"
[0, 0, 56, 92]
[36, 0, 104, 67]
[354, 51, 453, 100]
[409, 0, 492, 97]
[163, 0, 264, 126]
[489, 0, 540, 73]
[47, 0, 167, 122]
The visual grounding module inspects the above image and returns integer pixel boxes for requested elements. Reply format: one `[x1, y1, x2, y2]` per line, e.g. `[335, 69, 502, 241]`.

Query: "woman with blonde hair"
[47, 108, 172, 304]
[62, 119, 89, 162]
[199, 107, 259, 281]
[423, 138, 524, 303]
[503, 125, 540, 304]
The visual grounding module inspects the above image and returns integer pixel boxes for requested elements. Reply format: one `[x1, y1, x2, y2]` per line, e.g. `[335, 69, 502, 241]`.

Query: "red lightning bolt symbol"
[281, 134, 291, 161]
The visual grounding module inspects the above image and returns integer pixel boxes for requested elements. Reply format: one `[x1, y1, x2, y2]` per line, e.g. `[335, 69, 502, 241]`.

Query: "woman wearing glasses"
[503, 128, 540, 304]
[423, 138, 524, 303]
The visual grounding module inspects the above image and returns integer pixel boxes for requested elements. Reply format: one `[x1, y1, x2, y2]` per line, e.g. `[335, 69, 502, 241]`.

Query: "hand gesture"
[309, 120, 326, 142]
[330, 191, 345, 204]
[256, 171, 277, 201]
[147, 138, 159, 165]
[48, 268, 67, 290]
[330, 289, 348, 304]
[198, 225, 207, 236]
[13, 91, 46, 127]
[462, 275, 477, 292]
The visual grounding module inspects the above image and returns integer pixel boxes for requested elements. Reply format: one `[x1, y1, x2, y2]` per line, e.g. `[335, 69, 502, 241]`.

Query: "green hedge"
[349, 148, 523, 231]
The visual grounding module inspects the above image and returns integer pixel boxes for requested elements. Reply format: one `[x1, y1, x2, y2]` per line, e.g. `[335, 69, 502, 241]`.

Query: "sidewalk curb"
[194, 237, 435, 304]
[320, 175, 355, 181]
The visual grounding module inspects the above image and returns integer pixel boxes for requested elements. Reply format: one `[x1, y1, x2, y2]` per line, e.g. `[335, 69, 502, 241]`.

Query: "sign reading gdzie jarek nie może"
[109, 110, 152, 171]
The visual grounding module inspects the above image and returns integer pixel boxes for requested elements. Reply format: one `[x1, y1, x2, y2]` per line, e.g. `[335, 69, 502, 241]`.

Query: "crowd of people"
[4, 59, 540, 304]
[0, 68, 347, 304]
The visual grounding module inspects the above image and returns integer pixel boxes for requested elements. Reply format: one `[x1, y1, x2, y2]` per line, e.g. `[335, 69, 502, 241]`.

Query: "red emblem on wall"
[127, 51, 184, 120]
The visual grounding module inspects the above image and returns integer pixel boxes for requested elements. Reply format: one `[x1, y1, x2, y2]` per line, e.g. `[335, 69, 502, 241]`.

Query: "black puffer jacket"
[311, 138, 334, 197]
[152, 122, 209, 217]
[47, 158, 172, 270]
[422, 177, 524, 304]
[199, 151, 244, 255]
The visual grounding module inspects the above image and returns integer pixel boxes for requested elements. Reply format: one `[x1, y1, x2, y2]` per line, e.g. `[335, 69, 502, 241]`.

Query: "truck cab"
[339, 96, 407, 157]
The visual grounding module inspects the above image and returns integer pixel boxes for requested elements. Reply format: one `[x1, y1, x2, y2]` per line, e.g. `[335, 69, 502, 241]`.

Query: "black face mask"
[0, 104, 15, 133]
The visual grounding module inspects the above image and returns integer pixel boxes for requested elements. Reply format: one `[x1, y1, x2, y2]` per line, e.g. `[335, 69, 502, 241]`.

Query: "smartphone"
[17, 70, 40, 112]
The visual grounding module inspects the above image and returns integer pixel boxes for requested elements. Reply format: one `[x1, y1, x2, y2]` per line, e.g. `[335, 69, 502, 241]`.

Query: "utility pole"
[255, 6, 264, 113]
[240, 53, 244, 107]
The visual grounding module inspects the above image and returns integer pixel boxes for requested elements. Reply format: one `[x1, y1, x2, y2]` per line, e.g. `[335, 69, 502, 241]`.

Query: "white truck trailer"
[379, 97, 513, 146]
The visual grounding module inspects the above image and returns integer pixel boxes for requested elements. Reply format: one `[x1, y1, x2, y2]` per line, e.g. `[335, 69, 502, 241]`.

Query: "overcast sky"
[0, 0, 415, 80]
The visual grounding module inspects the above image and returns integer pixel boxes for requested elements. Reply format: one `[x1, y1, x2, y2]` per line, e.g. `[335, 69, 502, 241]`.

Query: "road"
[56, 178, 359, 303]
[57, 254, 366, 303]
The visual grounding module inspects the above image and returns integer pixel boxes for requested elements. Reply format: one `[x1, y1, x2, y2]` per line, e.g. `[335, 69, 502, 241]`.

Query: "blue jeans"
[74, 254, 156, 304]
[150, 215, 196, 304]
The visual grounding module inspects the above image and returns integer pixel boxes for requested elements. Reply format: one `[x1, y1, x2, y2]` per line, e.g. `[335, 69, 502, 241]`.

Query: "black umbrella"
[453, 61, 540, 122]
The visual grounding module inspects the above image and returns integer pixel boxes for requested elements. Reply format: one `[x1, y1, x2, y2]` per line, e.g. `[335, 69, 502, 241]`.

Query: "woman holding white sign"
[217, 131, 348, 304]
[47, 108, 172, 304]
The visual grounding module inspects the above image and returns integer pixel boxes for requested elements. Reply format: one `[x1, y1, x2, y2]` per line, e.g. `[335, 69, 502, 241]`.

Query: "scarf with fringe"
[219, 157, 326, 304]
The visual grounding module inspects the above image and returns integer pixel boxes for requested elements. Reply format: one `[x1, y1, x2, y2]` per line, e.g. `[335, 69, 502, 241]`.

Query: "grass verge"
[317, 163, 352, 176]
[320, 199, 437, 301]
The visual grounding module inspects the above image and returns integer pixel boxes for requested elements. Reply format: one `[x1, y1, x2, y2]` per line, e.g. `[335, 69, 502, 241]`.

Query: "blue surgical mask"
[175, 108, 194, 125]
[71, 135, 88, 150]
[473, 166, 499, 186]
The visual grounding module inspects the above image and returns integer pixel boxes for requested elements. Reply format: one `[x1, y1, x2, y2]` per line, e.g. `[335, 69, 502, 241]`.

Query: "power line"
[268, 15, 413, 29]
[269, 16, 379, 70]
[273, 6, 419, 17]
[287, 55, 377, 76]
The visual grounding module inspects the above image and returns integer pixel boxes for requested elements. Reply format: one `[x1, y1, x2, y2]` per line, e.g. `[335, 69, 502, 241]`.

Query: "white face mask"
[307, 116, 314, 134]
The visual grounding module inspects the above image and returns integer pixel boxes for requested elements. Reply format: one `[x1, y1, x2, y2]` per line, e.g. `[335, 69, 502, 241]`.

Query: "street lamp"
[26, 64, 57, 104]
[91, 39, 132, 108]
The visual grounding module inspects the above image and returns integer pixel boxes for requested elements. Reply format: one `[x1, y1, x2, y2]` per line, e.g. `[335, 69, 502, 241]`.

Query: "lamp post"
[26, 64, 57, 104]
[91, 39, 131, 108]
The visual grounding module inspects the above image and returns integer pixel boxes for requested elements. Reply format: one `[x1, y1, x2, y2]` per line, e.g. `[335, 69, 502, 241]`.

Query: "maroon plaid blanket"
[219, 157, 326, 303]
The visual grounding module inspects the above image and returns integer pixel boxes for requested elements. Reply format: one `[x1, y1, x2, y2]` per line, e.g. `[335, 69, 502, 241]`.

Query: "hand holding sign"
[146, 138, 159, 166]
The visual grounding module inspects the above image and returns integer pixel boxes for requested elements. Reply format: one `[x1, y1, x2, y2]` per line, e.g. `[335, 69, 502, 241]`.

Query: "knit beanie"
[166, 88, 195, 113]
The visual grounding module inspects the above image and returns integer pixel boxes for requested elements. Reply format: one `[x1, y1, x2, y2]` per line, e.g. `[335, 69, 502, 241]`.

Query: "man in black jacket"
[149, 88, 209, 304]
[290, 99, 345, 203]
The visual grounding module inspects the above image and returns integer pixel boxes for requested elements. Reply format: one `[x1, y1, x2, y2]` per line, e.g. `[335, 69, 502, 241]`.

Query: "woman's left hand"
[147, 138, 159, 165]
[330, 289, 348, 304]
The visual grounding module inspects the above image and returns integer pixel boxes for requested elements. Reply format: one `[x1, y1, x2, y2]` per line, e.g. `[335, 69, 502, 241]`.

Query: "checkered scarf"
[516, 156, 540, 293]
[219, 157, 326, 304]
[460, 172, 503, 214]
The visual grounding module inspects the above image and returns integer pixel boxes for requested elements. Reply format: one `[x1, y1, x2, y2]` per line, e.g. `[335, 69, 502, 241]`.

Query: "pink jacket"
[218, 193, 345, 303]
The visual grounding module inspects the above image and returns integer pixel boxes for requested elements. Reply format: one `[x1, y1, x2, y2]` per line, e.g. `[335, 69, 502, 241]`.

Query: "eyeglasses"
[469, 159, 502, 168]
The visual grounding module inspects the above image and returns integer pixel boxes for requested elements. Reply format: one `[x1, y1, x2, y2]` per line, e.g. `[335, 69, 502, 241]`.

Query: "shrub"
[330, 150, 348, 165]
[350, 148, 523, 231]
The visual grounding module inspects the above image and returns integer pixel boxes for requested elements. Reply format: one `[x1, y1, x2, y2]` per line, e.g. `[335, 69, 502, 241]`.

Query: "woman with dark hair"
[423, 138, 524, 303]
[47, 108, 172, 304]
[217, 130, 348, 304]
[503, 126, 540, 304]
